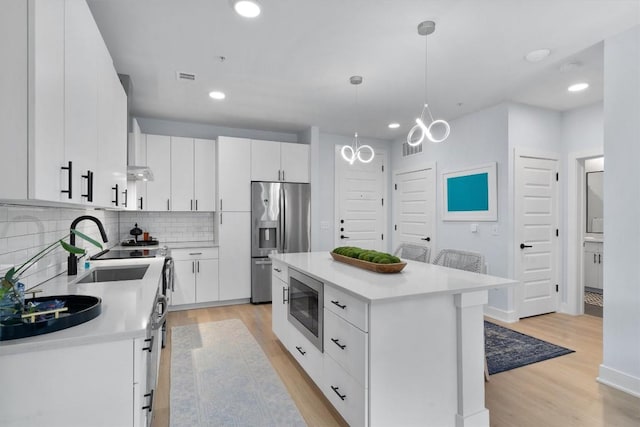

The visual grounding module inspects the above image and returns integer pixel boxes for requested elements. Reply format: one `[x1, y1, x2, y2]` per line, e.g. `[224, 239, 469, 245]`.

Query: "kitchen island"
[270, 251, 518, 427]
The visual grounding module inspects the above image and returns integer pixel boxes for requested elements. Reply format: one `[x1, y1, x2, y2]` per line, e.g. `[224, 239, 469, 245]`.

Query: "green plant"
[0, 230, 103, 317]
[332, 246, 401, 264]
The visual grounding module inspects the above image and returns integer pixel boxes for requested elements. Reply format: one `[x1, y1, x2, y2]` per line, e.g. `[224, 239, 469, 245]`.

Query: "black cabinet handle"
[331, 338, 346, 350]
[331, 300, 346, 309]
[123, 189, 128, 208]
[195, 199, 198, 211]
[81, 170, 94, 202]
[340, 235, 349, 239]
[167, 199, 170, 211]
[282, 170, 285, 181]
[139, 196, 144, 210]
[295, 346, 306, 355]
[61, 161, 72, 199]
[142, 389, 154, 412]
[142, 336, 154, 352]
[598, 254, 601, 264]
[197, 260, 200, 273]
[273, 267, 282, 273]
[421, 237, 431, 242]
[520, 243, 532, 249]
[112, 184, 119, 206]
[190, 199, 193, 211]
[331, 386, 346, 401]
[594, 253, 596, 263]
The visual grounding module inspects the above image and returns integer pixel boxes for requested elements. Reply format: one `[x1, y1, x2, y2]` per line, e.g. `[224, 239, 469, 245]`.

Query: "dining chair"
[393, 243, 431, 263]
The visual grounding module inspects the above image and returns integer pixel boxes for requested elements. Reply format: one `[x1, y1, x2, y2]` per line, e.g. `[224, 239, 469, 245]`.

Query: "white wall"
[391, 103, 511, 310]
[599, 25, 640, 397]
[312, 132, 392, 252]
[561, 103, 604, 154]
[136, 117, 300, 143]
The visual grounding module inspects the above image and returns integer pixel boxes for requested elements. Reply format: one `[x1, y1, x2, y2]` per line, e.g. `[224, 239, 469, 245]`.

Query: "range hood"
[119, 74, 154, 182]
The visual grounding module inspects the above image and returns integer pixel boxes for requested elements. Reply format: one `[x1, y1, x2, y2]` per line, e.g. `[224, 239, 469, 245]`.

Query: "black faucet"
[67, 215, 109, 275]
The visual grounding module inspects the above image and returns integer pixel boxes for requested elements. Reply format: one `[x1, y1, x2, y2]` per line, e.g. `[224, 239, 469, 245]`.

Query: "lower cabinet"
[0, 339, 147, 427]
[218, 212, 251, 300]
[584, 241, 603, 290]
[171, 248, 219, 306]
[271, 266, 289, 348]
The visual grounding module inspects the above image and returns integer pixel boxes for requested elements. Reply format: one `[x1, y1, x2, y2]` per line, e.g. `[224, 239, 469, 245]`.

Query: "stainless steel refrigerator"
[251, 181, 311, 303]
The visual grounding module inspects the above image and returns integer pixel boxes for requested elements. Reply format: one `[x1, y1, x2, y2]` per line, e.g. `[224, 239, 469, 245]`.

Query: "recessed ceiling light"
[524, 48, 551, 63]
[568, 82, 589, 92]
[232, 0, 261, 18]
[209, 91, 226, 100]
[388, 123, 400, 129]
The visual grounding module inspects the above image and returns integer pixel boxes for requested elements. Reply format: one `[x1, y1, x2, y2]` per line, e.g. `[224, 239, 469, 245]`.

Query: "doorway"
[334, 148, 387, 251]
[583, 157, 604, 317]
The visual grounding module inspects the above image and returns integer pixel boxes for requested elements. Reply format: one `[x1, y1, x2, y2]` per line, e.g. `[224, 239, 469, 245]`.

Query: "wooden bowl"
[330, 252, 407, 274]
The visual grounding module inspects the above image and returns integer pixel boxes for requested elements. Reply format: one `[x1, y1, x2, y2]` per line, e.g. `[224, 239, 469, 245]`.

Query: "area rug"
[584, 291, 603, 307]
[485, 321, 575, 375]
[170, 319, 306, 427]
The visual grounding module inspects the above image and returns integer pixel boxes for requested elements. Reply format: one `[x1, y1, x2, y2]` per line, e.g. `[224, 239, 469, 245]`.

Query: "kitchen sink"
[77, 265, 149, 283]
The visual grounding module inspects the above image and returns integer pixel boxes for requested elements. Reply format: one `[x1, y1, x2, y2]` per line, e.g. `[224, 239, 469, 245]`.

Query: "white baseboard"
[559, 302, 581, 316]
[483, 305, 519, 323]
[597, 364, 640, 398]
[168, 298, 251, 312]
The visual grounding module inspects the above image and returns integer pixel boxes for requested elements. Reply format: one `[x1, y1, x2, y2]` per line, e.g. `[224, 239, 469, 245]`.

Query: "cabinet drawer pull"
[331, 385, 346, 401]
[189, 252, 203, 256]
[295, 346, 306, 355]
[191, 199, 193, 210]
[142, 389, 154, 412]
[331, 338, 346, 350]
[139, 196, 144, 210]
[273, 267, 282, 272]
[282, 286, 289, 304]
[123, 189, 128, 208]
[142, 336, 154, 352]
[331, 300, 346, 309]
[598, 254, 601, 264]
[81, 170, 94, 202]
[61, 161, 73, 199]
[112, 183, 119, 206]
[594, 254, 596, 263]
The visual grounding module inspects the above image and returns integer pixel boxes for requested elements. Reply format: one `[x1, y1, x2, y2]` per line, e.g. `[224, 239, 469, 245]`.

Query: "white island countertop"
[0, 257, 164, 356]
[270, 252, 518, 302]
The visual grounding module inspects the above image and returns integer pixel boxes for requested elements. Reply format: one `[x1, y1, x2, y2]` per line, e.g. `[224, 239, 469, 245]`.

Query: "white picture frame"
[442, 162, 497, 221]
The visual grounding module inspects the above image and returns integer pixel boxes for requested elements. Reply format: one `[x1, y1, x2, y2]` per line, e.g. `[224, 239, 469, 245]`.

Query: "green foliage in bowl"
[332, 246, 401, 264]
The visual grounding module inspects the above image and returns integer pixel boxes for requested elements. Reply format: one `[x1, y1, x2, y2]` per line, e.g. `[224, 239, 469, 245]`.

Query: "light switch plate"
[470, 223, 478, 233]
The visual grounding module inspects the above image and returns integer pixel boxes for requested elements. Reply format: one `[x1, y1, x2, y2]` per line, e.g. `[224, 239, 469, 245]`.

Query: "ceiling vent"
[402, 141, 423, 157]
[176, 71, 196, 81]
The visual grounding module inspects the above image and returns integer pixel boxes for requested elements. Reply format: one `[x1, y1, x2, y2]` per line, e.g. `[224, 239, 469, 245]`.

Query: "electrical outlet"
[491, 224, 499, 236]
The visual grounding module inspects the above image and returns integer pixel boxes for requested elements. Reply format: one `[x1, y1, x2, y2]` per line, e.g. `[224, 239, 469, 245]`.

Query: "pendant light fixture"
[341, 76, 375, 165]
[407, 21, 450, 146]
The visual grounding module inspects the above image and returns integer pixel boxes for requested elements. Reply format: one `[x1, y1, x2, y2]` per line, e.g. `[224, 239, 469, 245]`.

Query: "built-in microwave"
[287, 268, 324, 352]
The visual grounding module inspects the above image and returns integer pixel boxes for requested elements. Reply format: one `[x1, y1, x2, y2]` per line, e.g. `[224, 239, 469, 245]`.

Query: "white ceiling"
[87, 0, 640, 140]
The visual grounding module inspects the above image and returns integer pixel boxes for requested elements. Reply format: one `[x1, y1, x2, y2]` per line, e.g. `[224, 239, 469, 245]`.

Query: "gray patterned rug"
[485, 321, 575, 375]
[170, 319, 306, 427]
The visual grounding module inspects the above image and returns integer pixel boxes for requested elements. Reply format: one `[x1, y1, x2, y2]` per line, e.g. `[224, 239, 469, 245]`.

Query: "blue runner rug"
[485, 321, 575, 375]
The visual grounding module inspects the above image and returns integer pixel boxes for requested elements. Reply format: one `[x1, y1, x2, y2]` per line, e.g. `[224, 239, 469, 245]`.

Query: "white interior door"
[515, 154, 559, 318]
[335, 148, 386, 251]
[393, 167, 436, 253]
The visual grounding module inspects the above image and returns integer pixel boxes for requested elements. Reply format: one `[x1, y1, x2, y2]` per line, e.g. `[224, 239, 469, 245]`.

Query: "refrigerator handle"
[280, 186, 286, 252]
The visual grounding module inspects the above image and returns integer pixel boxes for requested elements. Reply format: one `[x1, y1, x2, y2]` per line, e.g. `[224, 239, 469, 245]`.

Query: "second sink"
[77, 265, 150, 283]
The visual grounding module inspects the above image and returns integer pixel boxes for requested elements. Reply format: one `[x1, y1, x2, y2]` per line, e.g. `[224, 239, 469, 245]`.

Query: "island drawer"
[287, 324, 322, 381]
[324, 285, 368, 332]
[171, 247, 218, 260]
[324, 309, 368, 388]
[271, 260, 288, 283]
[323, 354, 366, 427]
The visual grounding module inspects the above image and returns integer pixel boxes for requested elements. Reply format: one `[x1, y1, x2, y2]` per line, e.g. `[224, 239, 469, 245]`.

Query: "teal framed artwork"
[442, 162, 497, 221]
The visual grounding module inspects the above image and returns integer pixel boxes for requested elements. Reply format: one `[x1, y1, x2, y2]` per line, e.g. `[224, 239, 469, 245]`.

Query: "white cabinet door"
[173, 259, 196, 305]
[194, 138, 216, 211]
[218, 136, 251, 211]
[171, 137, 195, 211]
[195, 258, 219, 303]
[146, 134, 171, 211]
[65, 0, 99, 205]
[251, 140, 281, 181]
[30, 0, 66, 202]
[281, 142, 310, 183]
[271, 275, 289, 346]
[219, 211, 251, 300]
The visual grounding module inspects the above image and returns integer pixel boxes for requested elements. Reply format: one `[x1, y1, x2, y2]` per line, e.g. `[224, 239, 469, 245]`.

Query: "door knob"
[421, 237, 431, 242]
[340, 235, 349, 239]
[520, 243, 533, 249]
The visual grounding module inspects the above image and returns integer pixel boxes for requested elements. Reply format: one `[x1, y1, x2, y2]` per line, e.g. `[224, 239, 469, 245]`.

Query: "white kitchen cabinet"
[251, 140, 310, 183]
[218, 211, 251, 300]
[146, 134, 172, 211]
[217, 136, 251, 211]
[584, 241, 604, 290]
[170, 248, 220, 306]
[0, 0, 127, 207]
[271, 260, 289, 347]
[170, 137, 216, 211]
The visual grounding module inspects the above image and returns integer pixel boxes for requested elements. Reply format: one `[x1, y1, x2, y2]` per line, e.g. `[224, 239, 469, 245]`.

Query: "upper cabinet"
[251, 140, 310, 183]
[0, 0, 127, 207]
[218, 136, 251, 211]
[145, 134, 171, 211]
[171, 137, 216, 211]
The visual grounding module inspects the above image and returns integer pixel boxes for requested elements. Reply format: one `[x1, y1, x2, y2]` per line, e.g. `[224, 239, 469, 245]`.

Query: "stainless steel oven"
[287, 268, 323, 352]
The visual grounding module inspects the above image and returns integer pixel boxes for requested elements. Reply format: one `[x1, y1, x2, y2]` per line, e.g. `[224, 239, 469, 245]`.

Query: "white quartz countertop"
[270, 252, 518, 302]
[0, 257, 164, 355]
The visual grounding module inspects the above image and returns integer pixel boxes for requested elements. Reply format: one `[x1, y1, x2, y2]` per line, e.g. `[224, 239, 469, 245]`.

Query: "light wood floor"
[152, 305, 640, 427]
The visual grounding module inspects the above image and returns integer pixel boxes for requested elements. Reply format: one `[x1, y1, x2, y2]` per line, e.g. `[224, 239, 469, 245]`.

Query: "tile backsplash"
[0, 204, 119, 288]
[118, 211, 214, 243]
